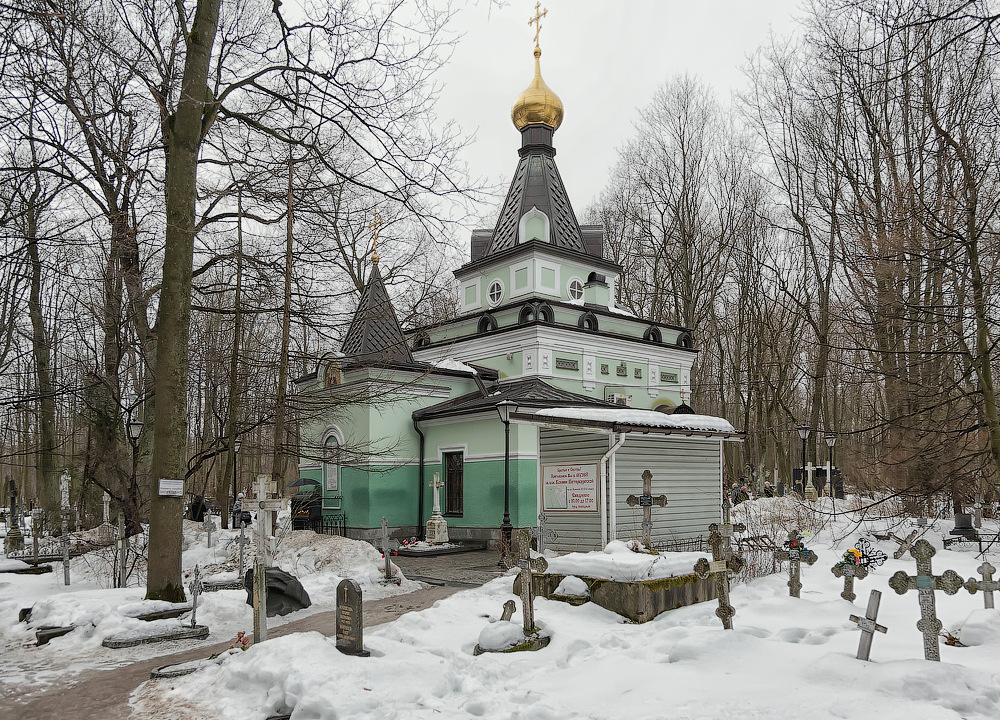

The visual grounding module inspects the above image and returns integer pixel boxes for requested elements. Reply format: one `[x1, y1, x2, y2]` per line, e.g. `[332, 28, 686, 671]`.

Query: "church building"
[293, 39, 740, 552]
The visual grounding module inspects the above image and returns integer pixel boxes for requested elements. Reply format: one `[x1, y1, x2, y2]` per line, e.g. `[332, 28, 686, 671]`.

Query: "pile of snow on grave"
[544, 539, 708, 581]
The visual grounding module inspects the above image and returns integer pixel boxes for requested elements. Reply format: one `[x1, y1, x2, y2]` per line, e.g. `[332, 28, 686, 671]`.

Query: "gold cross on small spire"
[369, 209, 382, 264]
[528, 2, 547, 49]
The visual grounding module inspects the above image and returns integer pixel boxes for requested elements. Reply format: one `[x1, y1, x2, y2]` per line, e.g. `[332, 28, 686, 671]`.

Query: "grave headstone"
[425, 472, 449, 544]
[336, 578, 369, 657]
[529, 512, 557, 554]
[849, 589, 888, 661]
[971, 493, 984, 530]
[693, 520, 746, 629]
[804, 463, 818, 502]
[888, 539, 965, 661]
[950, 513, 976, 541]
[625, 470, 667, 548]
[773, 530, 818, 598]
[500, 599, 516, 622]
[380, 516, 395, 583]
[189, 565, 203, 628]
[964, 561, 998, 610]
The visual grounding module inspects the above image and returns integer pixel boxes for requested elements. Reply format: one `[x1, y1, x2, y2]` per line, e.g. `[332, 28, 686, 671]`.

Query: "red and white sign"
[542, 463, 598, 512]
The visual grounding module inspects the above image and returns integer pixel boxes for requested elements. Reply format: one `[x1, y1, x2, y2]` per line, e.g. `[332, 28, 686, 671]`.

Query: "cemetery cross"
[189, 564, 203, 628]
[888, 539, 964, 661]
[530, 511, 557, 554]
[832, 558, 869, 602]
[380, 516, 393, 582]
[203, 512, 215, 548]
[234, 522, 251, 581]
[773, 530, 818, 598]
[964, 561, 998, 610]
[891, 529, 918, 560]
[625, 470, 667, 548]
[694, 520, 746, 629]
[971, 493, 984, 530]
[848, 589, 888, 661]
[515, 528, 548, 636]
[251, 475, 285, 643]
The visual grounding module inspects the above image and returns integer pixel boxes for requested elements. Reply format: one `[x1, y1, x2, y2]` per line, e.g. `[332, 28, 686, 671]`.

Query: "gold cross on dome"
[528, 2, 547, 48]
[369, 209, 382, 263]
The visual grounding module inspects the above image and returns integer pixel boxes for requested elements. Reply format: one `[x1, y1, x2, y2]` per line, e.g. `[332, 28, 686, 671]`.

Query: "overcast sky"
[435, 0, 805, 227]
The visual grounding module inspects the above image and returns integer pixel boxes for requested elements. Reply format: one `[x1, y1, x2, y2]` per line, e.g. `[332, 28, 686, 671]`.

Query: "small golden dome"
[511, 47, 564, 131]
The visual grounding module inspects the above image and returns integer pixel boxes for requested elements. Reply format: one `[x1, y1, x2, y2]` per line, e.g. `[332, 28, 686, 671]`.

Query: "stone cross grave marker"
[625, 470, 667, 548]
[203, 512, 215, 548]
[832, 558, 869, 603]
[849, 589, 888, 661]
[529, 512, 557, 554]
[336, 578, 369, 657]
[694, 520, 746, 629]
[500, 599, 516, 622]
[380, 516, 394, 582]
[804, 463, 818, 502]
[888, 539, 964, 661]
[890, 529, 918, 560]
[425, 472, 448, 544]
[515, 528, 548, 636]
[971, 493, 984, 530]
[773, 530, 818, 598]
[964, 561, 998, 610]
[189, 564, 203, 628]
[234, 523, 251, 580]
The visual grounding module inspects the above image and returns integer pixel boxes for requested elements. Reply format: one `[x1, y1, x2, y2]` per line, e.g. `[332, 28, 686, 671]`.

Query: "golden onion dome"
[511, 47, 564, 132]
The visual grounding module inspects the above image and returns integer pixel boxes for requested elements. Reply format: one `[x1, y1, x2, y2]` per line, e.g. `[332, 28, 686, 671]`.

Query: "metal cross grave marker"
[832, 559, 869, 602]
[515, 528, 548, 636]
[625, 470, 667, 547]
[773, 530, 818, 598]
[529, 512, 557, 554]
[888, 539, 964, 661]
[849, 589, 888, 661]
[189, 565, 203, 628]
[694, 520, 746, 629]
[964, 561, 998, 610]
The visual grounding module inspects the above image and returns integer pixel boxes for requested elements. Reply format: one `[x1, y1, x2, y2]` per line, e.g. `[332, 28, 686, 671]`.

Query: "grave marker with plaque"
[336, 579, 369, 657]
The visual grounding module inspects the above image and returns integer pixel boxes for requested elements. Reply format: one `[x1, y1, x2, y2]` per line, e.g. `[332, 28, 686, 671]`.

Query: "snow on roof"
[532, 407, 737, 434]
[431, 358, 478, 375]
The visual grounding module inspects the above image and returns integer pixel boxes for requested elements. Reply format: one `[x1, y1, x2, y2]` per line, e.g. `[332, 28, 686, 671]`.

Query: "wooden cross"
[203, 512, 215, 548]
[694, 521, 746, 629]
[380, 516, 394, 582]
[529, 511, 557, 553]
[832, 557, 869, 602]
[890, 529, 918, 560]
[252, 475, 286, 565]
[849, 589, 888, 661]
[888, 539, 964, 661]
[189, 565, 203, 628]
[773, 530, 818, 598]
[528, 2, 547, 47]
[234, 523, 251, 580]
[626, 470, 667, 547]
[964, 561, 998, 610]
[515, 528, 548, 636]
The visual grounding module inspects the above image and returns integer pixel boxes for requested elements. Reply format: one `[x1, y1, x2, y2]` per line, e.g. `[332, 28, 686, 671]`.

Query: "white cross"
[430, 472, 444, 517]
[102, 492, 110, 525]
[252, 475, 286, 565]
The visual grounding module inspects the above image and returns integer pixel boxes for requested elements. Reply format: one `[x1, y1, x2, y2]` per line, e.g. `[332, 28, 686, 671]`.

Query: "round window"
[487, 280, 504, 306]
[568, 277, 584, 301]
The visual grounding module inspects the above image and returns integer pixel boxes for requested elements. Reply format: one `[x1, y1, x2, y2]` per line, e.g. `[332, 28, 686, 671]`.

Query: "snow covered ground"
[128, 499, 1000, 720]
[0, 518, 420, 697]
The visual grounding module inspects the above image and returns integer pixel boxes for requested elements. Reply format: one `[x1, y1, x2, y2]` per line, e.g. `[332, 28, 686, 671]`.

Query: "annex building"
[293, 42, 740, 552]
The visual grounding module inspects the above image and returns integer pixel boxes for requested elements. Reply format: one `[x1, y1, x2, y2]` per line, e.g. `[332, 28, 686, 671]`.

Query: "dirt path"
[2, 584, 461, 720]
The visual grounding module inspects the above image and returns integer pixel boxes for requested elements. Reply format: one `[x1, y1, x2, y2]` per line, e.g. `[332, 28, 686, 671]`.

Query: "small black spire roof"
[482, 124, 594, 258]
[340, 262, 413, 366]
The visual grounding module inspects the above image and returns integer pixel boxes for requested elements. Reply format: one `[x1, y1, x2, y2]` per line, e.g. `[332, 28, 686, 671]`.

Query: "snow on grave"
[520, 539, 714, 623]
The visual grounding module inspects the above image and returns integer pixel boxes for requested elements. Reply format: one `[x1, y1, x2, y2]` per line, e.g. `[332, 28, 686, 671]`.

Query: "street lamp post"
[496, 400, 518, 556]
[825, 433, 837, 500]
[232, 438, 242, 529]
[796, 424, 810, 496]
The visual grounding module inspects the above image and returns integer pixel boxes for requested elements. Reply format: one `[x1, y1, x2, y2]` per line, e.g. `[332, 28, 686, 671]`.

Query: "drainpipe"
[600, 432, 627, 546]
[413, 419, 426, 540]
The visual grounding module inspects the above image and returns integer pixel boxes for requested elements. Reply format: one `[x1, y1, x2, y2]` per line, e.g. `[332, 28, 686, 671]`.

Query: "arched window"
[676, 331, 693, 349]
[478, 314, 498, 334]
[536, 302, 554, 324]
[578, 311, 599, 332]
[412, 331, 430, 349]
[518, 304, 535, 325]
[643, 326, 662, 343]
[323, 435, 339, 492]
[518, 207, 550, 244]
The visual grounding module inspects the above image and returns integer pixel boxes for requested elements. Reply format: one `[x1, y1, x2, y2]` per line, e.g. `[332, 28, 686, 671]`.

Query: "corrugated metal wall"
[538, 428, 608, 552]
[615, 435, 721, 547]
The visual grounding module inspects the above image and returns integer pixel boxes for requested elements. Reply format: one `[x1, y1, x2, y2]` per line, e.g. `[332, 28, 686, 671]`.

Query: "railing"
[295, 514, 346, 536]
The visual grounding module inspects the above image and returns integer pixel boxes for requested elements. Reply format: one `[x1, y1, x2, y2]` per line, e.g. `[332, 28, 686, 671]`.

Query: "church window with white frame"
[487, 279, 504, 307]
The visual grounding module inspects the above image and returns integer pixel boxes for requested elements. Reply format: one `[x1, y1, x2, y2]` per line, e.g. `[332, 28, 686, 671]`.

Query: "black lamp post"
[126, 419, 143, 486]
[496, 400, 517, 554]
[796, 424, 810, 496]
[232, 437, 242, 528]
[825, 433, 837, 499]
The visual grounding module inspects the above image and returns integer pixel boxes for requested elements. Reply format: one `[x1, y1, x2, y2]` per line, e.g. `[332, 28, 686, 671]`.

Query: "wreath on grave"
[835, 537, 887, 571]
